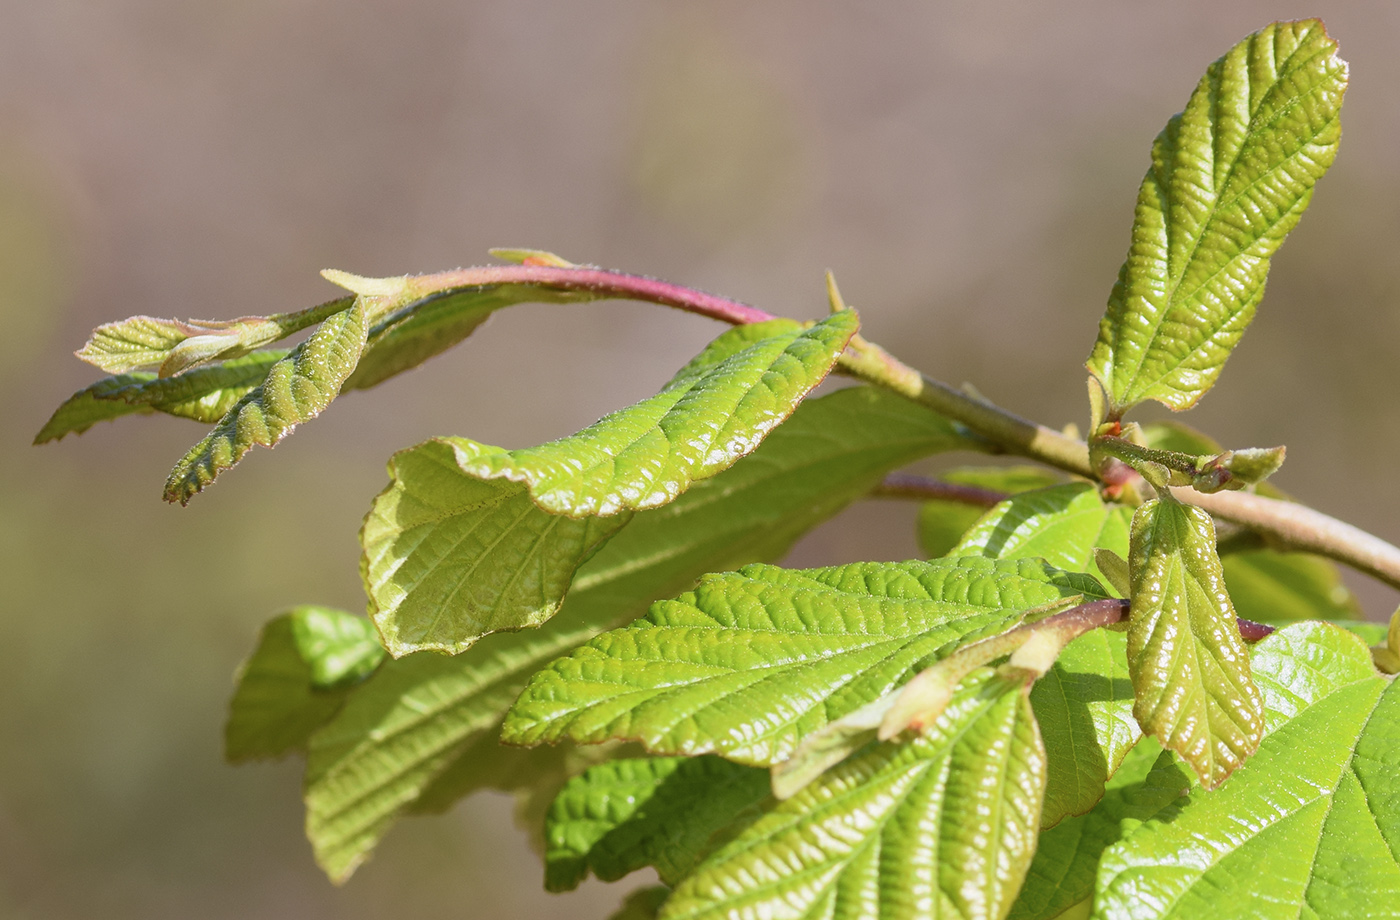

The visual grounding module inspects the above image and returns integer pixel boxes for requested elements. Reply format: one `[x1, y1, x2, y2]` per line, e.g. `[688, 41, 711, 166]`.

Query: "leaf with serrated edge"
[224, 607, 383, 763]
[1086, 20, 1347, 413]
[164, 303, 368, 503]
[1007, 738, 1187, 920]
[1093, 622, 1399, 919]
[362, 440, 629, 656]
[450, 313, 858, 517]
[1030, 627, 1141, 828]
[503, 557, 1106, 765]
[951, 482, 1133, 592]
[301, 385, 978, 880]
[544, 755, 769, 891]
[36, 351, 290, 444]
[1127, 498, 1263, 788]
[660, 670, 1046, 920]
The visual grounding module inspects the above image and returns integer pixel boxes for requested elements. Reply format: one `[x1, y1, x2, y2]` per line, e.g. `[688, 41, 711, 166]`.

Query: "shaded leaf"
[1086, 20, 1348, 413]
[609, 886, 672, 920]
[301, 386, 976, 880]
[1126, 499, 1264, 787]
[951, 482, 1133, 591]
[917, 465, 1063, 559]
[1030, 628, 1141, 828]
[503, 557, 1107, 765]
[659, 671, 1046, 920]
[224, 607, 383, 762]
[445, 313, 859, 517]
[544, 755, 769, 890]
[1221, 548, 1361, 623]
[164, 302, 369, 503]
[1094, 622, 1399, 919]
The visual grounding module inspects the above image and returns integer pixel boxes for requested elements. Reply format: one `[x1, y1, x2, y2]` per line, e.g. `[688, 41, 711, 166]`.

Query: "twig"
[870, 473, 1009, 507]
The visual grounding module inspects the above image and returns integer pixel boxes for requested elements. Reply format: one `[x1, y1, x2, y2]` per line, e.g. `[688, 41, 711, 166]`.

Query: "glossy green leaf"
[1127, 498, 1264, 788]
[660, 671, 1046, 920]
[302, 386, 976, 879]
[1221, 549, 1361, 623]
[951, 482, 1133, 591]
[544, 755, 769, 890]
[1030, 627, 1141, 828]
[1086, 20, 1347, 414]
[164, 302, 369, 503]
[503, 557, 1107, 764]
[1093, 622, 1399, 919]
[224, 606, 384, 762]
[917, 465, 1063, 559]
[35, 350, 289, 443]
[1008, 739, 1188, 920]
[442, 313, 858, 517]
[362, 439, 630, 656]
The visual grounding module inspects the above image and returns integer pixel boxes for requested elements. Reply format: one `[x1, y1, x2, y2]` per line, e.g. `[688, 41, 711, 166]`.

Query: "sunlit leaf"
[1126, 499, 1264, 788]
[503, 557, 1107, 764]
[1221, 549, 1361, 623]
[164, 303, 369, 503]
[660, 671, 1046, 920]
[1093, 622, 1399, 919]
[1086, 20, 1347, 413]
[916, 465, 1063, 559]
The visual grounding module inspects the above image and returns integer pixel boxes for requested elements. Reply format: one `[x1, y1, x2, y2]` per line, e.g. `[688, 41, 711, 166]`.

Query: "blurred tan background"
[2, 2, 1397, 917]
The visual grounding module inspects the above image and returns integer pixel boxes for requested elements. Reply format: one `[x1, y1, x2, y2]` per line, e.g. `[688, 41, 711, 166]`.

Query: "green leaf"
[916, 465, 1063, 559]
[1093, 622, 1399, 919]
[503, 556, 1107, 764]
[950, 482, 1133, 591]
[659, 670, 1046, 920]
[76, 314, 209, 374]
[224, 606, 384, 762]
[301, 385, 976, 880]
[544, 755, 769, 890]
[441, 313, 858, 517]
[1126, 498, 1264, 787]
[1221, 549, 1361, 623]
[1007, 739, 1189, 920]
[35, 351, 291, 444]
[164, 302, 369, 503]
[1030, 627, 1141, 828]
[1086, 20, 1347, 414]
[361, 440, 630, 656]
[609, 886, 672, 920]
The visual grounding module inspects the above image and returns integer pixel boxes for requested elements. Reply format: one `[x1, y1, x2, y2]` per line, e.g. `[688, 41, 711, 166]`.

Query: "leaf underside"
[300, 385, 978, 880]
[1086, 19, 1347, 414]
[1127, 499, 1264, 788]
[503, 556, 1107, 765]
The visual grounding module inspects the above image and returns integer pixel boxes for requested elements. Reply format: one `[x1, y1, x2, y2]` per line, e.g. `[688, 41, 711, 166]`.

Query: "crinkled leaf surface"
[224, 606, 384, 762]
[544, 755, 769, 890]
[301, 386, 976, 879]
[1127, 498, 1263, 787]
[951, 482, 1132, 591]
[1093, 622, 1399, 919]
[503, 557, 1107, 764]
[1031, 627, 1141, 829]
[917, 466, 1064, 559]
[76, 314, 205, 373]
[447, 313, 858, 517]
[1008, 739, 1187, 920]
[1086, 20, 1347, 413]
[165, 302, 369, 503]
[659, 671, 1046, 920]
[1221, 548, 1360, 623]
[35, 350, 288, 443]
[362, 439, 629, 656]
